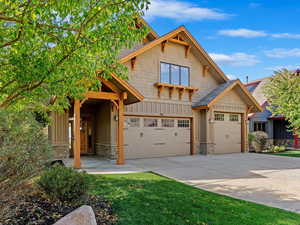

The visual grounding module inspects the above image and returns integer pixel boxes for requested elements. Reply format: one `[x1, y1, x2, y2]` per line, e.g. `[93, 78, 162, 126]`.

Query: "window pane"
[229, 114, 239, 122]
[162, 119, 175, 127]
[160, 62, 170, 83]
[180, 67, 189, 86]
[171, 65, 180, 85]
[178, 119, 190, 128]
[125, 117, 140, 128]
[144, 118, 158, 127]
[214, 113, 224, 121]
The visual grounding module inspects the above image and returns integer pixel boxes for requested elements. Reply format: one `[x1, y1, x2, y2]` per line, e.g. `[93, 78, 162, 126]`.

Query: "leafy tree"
[264, 69, 300, 134]
[0, 0, 150, 111]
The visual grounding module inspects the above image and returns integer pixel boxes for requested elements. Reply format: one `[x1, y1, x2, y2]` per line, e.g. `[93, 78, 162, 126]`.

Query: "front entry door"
[80, 118, 88, 153]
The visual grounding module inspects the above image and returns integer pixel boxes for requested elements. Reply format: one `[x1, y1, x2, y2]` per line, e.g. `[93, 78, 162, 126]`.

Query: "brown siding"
[48, 111, 69, 159]
[94, 102, 112, 157]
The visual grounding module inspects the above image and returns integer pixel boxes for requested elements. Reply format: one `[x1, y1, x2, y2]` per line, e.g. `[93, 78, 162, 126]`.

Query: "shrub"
[0, 110, 51, 196]
[252, 131, 268, 153]
[37, 165, 89, 202]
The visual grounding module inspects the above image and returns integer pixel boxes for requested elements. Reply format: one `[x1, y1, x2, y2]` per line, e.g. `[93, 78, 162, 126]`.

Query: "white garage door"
[124, 116, 191, 159]
[214, 113, 241, 154]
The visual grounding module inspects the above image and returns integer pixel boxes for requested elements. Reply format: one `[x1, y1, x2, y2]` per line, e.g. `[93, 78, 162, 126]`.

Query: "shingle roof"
[192, 80, 237, 107]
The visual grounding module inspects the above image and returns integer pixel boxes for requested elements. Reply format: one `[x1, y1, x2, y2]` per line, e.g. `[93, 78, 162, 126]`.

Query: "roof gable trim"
[119, 26, 228, 82]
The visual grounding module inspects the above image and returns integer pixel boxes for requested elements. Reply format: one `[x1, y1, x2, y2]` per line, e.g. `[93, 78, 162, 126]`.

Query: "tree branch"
[0, 15, 79, 32]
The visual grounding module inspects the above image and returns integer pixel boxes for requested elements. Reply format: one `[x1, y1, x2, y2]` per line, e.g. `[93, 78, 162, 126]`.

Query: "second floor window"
[160, 62, 190, 86]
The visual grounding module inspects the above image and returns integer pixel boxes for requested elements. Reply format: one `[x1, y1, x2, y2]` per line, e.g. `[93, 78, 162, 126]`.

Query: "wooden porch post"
[117, 92, 126, 165]
[74, 99, 81, 168]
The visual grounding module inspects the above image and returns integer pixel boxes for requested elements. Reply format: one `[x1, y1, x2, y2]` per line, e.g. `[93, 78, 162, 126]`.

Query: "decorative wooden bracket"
[161, 40, 167, 52]
[189, 90, 195, 102]
[178, 87, 185, 100]
[131, 57, 137, 70]
[169, 86, 174, 99]
[157, 86, 163, 98]
[80, 97, 88, 107]
[203, 65, 209, 77]
[111, 99, 119, 111]
[185, 45, 191, 58]
[154, 82, 198, 101]
[246, 105, 253, 115]
[121, 92, 128, 100]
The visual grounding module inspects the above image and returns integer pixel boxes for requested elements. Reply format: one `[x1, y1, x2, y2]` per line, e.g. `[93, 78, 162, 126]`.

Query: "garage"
[214, 112, 242, 154]
[124, 116, 191, 159]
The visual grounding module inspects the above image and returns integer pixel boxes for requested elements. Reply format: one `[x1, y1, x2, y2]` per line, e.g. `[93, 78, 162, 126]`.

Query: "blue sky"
[144, 0, 300, 82]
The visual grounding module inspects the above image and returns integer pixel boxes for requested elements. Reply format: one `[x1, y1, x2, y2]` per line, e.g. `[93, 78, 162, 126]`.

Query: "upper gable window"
[160, 62, 190, 86]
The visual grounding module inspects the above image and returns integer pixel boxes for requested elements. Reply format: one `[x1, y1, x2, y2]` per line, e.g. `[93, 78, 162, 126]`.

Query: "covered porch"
[49, 73, 143, 168]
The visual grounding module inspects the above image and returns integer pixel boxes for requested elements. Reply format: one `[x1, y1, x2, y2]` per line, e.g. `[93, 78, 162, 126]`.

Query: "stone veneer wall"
[52, 144, 69, 159]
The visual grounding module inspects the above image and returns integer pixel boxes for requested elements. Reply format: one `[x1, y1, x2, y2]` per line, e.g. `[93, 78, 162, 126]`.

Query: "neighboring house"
[48, 21, 262, 168]
[246, 77, 298, 147]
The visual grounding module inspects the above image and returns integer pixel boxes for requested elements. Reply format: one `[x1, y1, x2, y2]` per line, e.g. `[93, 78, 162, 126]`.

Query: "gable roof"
[98, 72, 144, 105]
[119, 26, 229, 82]
[192, 79, 263, 113]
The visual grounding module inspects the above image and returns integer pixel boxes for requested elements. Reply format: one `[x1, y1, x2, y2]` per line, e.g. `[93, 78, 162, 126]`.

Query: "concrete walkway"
[68, 153, 300, 213]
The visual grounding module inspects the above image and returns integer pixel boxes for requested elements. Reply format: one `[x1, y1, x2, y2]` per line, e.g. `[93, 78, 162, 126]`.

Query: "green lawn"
[89, 172, 300, 225]
[271, 150, 300, 158]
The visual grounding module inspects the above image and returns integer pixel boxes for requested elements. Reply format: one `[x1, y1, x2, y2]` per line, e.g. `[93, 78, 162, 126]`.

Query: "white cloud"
[249, 2, 261, 8]
[145, 0, 231, 21]
[218, 29, 300, 39]
[265, 65, 300, 71]
[218, 28, 267, 38]
[271, 33, 300, 39]
[264, 48, 300, 58]
[209, 52, 260, 66]
[226, 74, 237, 80]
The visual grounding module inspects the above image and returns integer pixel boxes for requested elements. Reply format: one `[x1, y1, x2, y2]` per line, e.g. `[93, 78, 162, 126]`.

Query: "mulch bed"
[0, 194, 117, 225]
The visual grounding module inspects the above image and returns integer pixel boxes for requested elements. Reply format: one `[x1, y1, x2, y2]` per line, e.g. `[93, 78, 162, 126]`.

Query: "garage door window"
[144, 118, 158, 127]
[214, 113, 224, 121]
[162, 119, 175, 127]
[229, 114, 239, 122]
[178, 119, 190, 128]
[125, 117, 140, 128]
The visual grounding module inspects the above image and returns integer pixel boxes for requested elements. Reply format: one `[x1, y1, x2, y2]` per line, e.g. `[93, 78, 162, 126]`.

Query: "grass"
[89, 172, 300, 225]
[271, 150, 300, 158]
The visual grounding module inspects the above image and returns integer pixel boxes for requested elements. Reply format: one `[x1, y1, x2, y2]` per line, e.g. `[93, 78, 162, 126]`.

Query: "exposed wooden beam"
[131, 57, 137, 70]
[169, 86, 174, 99]
[161, 40, 167, 52]
[169, 38, 189, 46]
[85, 91, 119, 100]
[80, 97, 88, 107]
[185, 45, 191, 58]
[122, 92, 128, 100]
[97, 77, 121, 94]
[203, 65, 210, 77]
[73, 99, 81, 169]
[111, 99, 119, 110]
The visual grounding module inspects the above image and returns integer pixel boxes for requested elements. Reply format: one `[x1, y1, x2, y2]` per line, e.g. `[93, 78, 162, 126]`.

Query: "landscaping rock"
[53, 205, 97, 225]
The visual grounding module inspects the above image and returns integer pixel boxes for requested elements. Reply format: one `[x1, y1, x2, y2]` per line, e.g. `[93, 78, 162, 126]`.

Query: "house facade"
[246, 77, 298, 147]
[49, 23, 262, 168]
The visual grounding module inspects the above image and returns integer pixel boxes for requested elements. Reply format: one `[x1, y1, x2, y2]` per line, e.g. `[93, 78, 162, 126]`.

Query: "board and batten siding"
[48, 111, 69, 159]
[124, 42, 221, 104]
[123, 41, 227, 156]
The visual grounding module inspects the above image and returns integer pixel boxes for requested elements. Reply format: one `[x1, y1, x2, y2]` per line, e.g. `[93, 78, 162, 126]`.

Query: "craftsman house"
[48, 22, 262, 168]
[246, 77, 298, 148]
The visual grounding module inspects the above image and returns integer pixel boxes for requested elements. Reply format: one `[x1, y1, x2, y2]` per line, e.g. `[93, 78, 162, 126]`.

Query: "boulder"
[53, 205, 97, 225]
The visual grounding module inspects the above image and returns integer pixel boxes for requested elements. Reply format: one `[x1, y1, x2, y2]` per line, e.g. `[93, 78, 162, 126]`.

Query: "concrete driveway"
[127, 153, 300, 213]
